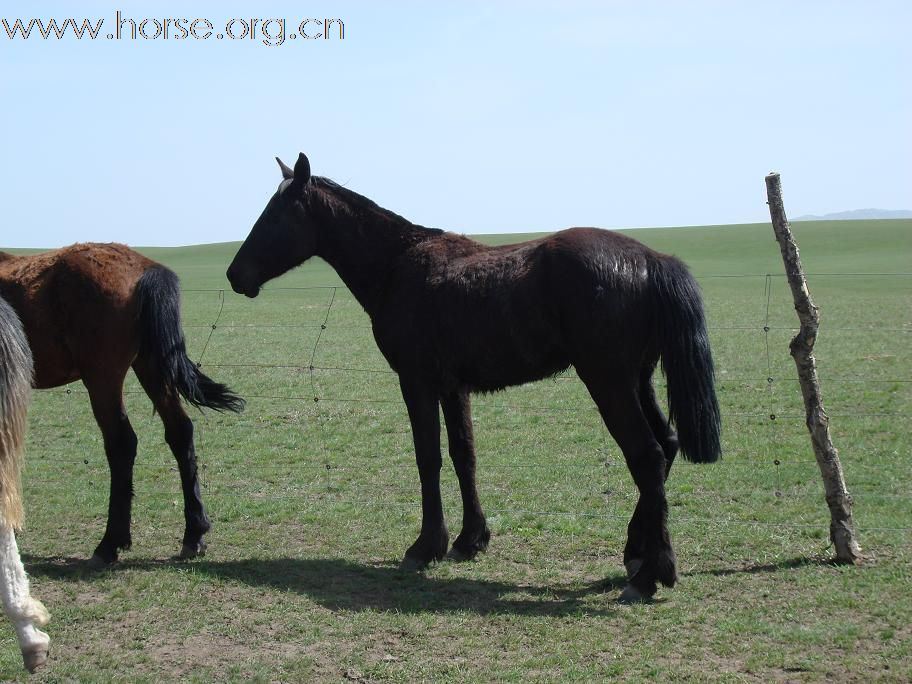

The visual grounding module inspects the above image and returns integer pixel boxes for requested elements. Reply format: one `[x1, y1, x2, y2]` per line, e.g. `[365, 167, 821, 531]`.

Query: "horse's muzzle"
[226, 265, 261, 298]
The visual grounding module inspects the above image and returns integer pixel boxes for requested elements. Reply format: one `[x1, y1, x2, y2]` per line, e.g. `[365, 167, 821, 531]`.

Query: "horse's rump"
[0, 244, 154, 388]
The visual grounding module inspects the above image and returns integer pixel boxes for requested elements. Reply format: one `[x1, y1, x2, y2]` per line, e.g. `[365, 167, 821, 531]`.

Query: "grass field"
[2, 219, 910, 682]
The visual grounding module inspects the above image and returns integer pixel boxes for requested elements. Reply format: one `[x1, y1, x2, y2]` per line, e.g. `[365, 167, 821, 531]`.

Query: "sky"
[1, 1, 910, 247]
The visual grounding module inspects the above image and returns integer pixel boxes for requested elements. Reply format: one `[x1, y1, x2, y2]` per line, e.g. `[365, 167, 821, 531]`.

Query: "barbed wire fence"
[21, 272, 912, 554]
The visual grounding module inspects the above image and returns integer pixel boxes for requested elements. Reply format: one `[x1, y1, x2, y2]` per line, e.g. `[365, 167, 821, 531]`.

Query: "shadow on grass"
[686, 556, 840, 578]
[22, 554, 629, 617]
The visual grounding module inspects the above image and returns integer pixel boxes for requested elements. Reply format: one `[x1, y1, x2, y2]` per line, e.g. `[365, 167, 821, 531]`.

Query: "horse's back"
[0, 242, 153, 292]
[426, 226, 659, 319]
[422, 227, 659, 289]
[53, 243, 155, 297]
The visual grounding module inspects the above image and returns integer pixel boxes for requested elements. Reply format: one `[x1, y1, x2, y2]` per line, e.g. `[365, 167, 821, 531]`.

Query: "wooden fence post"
[765, 172, 862, 564]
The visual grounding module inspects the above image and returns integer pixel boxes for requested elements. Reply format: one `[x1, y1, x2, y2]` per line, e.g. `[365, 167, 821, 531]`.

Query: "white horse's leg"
[0, 525, 49, 672]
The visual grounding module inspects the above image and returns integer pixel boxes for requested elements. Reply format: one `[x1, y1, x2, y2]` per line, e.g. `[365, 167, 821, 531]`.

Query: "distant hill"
[794, 208, 912, 221]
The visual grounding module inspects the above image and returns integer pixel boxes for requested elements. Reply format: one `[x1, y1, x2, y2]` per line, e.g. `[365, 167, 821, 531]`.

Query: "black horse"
[227, 153, 721, 600]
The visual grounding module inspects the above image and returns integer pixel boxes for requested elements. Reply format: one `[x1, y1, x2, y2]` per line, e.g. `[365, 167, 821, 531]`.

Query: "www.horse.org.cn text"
[1, 12, 345, 46]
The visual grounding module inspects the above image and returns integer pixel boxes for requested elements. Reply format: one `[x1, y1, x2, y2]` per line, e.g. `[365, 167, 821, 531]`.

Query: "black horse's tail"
[135, 265, 245, 413]
[650, 256, 721, 463]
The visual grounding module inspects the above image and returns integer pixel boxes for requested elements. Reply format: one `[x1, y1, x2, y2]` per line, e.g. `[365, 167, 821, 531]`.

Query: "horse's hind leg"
[578, 371, 676, 600]
[0, 525, 50, 672]
[84, 376, 138, 565]
[620, 375, 680, 582]
[640, 373, 679, 481]
[133, 361, 210, 559]
[441, 392, 490, 560]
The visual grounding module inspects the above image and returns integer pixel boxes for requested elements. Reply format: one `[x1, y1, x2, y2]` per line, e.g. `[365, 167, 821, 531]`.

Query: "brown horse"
[0, 243, 244, 565]
[227, 153, 721, 601]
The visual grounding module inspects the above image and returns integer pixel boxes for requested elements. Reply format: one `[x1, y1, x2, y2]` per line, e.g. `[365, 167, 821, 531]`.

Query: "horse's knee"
[103, 416, 137, 464]
[164, 414, 194, 452]
[626, 440, 668, 488]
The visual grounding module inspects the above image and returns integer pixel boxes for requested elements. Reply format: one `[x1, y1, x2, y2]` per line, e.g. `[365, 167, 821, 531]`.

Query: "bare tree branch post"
[765, 172, 862, 564]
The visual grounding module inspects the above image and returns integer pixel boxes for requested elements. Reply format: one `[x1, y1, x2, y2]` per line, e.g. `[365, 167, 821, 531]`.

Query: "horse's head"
[227, 153, 318, 298]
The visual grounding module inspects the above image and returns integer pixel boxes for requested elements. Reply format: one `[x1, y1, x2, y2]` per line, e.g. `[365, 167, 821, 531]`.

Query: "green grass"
[3, 219, 911, 681]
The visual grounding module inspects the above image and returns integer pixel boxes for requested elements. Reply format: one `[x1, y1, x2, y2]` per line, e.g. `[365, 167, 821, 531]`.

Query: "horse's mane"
[310, 176, 440, 235]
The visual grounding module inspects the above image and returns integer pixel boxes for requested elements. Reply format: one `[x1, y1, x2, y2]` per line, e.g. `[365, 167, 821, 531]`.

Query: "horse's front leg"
[399, 376, 449, 569]
[441, 392, 490, 560]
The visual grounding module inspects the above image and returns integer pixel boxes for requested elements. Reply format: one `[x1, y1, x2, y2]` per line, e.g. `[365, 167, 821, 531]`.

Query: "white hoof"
[21, 630, 50, 673]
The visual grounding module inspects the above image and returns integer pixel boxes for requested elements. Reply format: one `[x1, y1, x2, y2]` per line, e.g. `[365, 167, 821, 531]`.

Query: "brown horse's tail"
[650, 256, 721, 463]
[0, 296, 32, 530]
[135, 265, 245, 413]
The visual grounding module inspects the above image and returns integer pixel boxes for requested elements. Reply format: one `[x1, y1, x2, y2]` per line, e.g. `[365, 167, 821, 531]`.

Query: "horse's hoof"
[447, 542, 487, 562]
[618, 584, 650, 604]
[179, 540, 207, 560]
[22, 645, 49, 673]
[87, 553, 115, 569]
[401, 531, 448, 570]
[446, 546, 470, 562]
[450, 529, 490, 561]
[624, 558, 643, 579]
[399, 555, 429, 572]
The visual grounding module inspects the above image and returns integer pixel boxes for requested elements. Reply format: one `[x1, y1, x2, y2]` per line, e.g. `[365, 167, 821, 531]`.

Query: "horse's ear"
[291, 153, 312, 189]
[276, 157, 294, 180]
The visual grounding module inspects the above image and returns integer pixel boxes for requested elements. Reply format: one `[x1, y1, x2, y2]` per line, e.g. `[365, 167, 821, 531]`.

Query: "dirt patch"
[143, 632, 300, 677]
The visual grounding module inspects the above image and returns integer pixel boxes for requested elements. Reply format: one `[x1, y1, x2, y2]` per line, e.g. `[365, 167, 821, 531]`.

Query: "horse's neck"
[313, 194, 437, 315]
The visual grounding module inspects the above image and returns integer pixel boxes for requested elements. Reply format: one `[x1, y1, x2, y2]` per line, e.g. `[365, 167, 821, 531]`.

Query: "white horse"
[0, 295, 49, 672]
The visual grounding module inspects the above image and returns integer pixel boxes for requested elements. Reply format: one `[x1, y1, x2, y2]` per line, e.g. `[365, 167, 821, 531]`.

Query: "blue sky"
[1, 1, 909, 247]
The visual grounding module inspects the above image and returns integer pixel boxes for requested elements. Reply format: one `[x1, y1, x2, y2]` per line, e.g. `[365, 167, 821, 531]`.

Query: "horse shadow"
[22, 554, 629, 618]
[24, 553, 830, 616]
[690, 556, 840, 577]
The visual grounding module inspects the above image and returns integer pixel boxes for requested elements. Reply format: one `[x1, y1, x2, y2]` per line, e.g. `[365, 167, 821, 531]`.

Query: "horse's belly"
[459, 356, 570, 393]
[26, 324, 80, 389]
[444, 324, 570, 392]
